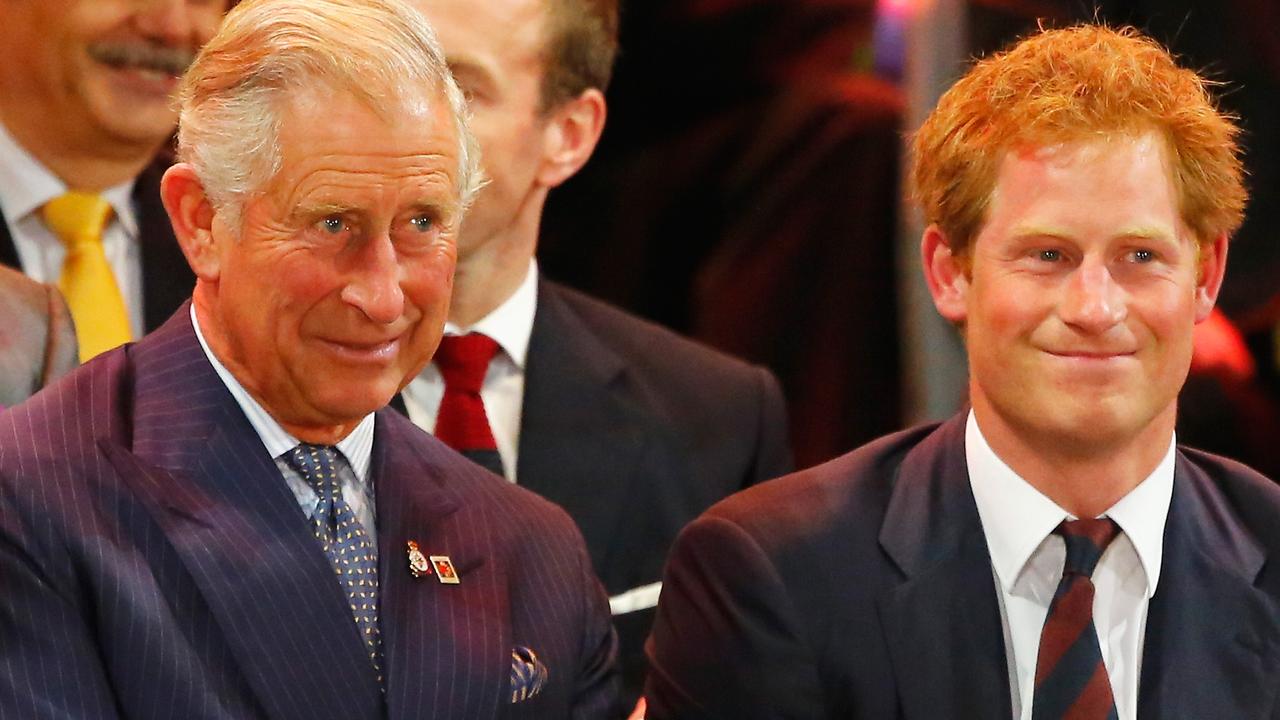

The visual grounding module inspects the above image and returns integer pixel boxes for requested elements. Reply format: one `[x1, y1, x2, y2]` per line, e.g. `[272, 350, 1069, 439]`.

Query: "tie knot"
[42, 192, 113, 249]
[1055, 518, 1120, 578]
[435, 333, 499, 393]
[285, 443, 342, 499]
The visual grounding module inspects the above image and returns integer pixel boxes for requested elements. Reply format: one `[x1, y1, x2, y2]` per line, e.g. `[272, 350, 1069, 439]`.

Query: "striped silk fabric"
[286, 443, 384, 687]
[1032, 518, 1121, 720]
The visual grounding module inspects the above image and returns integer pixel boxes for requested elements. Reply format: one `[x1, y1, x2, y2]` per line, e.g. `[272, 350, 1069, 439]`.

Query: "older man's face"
[0, 0, 227, 152]
[204, 91, 462, 434]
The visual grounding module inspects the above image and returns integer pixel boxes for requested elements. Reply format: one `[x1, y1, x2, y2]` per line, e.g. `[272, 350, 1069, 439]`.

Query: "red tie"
[1032, 518, 1121, 720]
[433, 333, 505, 476]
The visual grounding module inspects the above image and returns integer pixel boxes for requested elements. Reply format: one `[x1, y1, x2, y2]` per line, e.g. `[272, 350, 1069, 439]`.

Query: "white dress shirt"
[965, 411, 1174, 720]
[192, 307, 377, 543]
[401, 259, 538, 483]
[0, 121, 146, 337]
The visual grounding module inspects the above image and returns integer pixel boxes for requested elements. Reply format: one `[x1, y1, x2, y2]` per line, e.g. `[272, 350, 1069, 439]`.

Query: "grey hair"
[175, 0, 484, 229]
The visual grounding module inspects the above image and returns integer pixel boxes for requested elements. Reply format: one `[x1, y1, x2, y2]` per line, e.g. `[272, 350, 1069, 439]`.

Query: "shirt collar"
[191, 306, 374, 482]
[443, 259, 538, 368]
[0, 121, 139, 238]
[966, 410, 1173, 599]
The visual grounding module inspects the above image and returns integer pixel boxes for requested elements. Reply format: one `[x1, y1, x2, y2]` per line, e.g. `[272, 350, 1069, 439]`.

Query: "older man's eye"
[409, 215, 434, 232]
[1037, 249, 1061, 262]
[317, 216, 346, 234]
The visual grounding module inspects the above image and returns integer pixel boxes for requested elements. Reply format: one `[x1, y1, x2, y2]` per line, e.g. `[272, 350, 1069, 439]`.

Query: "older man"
[0, 1, 617, 718]
[0, 264, 76, 409]
[646, 25, 1280, 719]
[403, 0, 792, 703]
[0, 0, 229, 361]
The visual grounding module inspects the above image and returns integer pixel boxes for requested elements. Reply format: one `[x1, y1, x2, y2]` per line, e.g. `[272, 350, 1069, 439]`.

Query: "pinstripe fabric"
[0, 305, 619, 719]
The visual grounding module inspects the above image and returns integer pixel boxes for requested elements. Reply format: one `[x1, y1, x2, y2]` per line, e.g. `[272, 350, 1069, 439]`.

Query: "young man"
[646, 25, 1279, 719]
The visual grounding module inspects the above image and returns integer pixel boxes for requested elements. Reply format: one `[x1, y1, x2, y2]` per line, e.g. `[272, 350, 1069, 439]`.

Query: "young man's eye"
[1038, 249, 1061, 262]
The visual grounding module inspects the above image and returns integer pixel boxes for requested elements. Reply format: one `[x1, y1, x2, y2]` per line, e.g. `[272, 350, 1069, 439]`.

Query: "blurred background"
[538, 0, 1280, 473]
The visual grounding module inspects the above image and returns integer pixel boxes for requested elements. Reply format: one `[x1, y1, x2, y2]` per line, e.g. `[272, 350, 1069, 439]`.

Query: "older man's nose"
[341, 233, 405, 324]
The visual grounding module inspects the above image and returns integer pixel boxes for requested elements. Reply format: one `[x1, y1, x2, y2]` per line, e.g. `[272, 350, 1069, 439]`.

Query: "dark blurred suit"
[0, 308, 618, 719]
[514, 280, 792, 699]
[0, 263, 76, 408]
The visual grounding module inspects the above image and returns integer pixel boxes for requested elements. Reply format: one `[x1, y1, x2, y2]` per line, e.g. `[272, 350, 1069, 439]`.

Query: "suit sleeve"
[644, 513, 824, 719]
[571, 537, 622, 719]
[749, 366, 793, 484]
[40, 282, 78, 386]
[0, 474, 121, 719]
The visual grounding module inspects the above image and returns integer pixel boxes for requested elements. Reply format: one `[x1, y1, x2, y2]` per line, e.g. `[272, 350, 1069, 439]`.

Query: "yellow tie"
[42, 192, 131, 362]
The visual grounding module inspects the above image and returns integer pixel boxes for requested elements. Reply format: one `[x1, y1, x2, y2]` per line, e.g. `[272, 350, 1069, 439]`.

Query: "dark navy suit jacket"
[646, 414, 1280, 718]
[516, 280, 792, 700]
[0, 308, 617, 719]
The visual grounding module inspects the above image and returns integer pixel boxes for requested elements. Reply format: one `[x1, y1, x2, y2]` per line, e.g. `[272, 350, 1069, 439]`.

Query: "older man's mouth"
[320, 336, 404, 365]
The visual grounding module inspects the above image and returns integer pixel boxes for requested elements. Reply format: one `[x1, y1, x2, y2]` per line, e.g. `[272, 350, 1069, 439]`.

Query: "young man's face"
[937, 133, 1224, 456]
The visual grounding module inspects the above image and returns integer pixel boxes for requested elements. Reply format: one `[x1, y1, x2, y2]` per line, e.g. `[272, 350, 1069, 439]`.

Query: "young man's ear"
[1193, 231, 1230, 323]
[537, 87, 607, 188]
[160, 164, 222, 282]
[922, 225, 970, 324]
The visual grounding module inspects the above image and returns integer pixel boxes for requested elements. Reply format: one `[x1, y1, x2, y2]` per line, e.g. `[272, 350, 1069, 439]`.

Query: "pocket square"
[510, 646, 549, 703]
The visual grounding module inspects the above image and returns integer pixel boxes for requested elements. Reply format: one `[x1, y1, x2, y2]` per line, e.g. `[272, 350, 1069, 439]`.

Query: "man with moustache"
[646, 25, 1280, 719]
[0, 1, 617, 717]
[0, 264, 77, 409]
[0, 0, 228, 362]
[404, 0, 793, 704]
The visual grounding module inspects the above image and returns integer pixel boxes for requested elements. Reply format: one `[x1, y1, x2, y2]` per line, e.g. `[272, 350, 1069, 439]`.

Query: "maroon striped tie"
[1032, 518, 1121, 720]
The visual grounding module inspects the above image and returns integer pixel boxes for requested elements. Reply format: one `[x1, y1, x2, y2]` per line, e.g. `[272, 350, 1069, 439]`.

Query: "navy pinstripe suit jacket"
[0, 308, 618, 719]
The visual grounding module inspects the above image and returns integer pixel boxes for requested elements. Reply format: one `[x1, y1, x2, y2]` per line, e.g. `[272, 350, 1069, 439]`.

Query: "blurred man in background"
[0, 0, 228, 361]
[407, 0, 792, 704]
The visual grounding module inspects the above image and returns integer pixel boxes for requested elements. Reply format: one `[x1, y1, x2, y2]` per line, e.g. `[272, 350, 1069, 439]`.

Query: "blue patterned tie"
[286, 444, 384, 686]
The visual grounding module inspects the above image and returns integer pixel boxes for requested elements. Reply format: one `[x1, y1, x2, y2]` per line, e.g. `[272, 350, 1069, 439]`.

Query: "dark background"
[539, 0, 1280, 470]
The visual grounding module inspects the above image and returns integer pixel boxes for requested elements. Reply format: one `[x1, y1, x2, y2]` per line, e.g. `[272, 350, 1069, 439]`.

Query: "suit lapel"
[106, 309, 383, 720]
[1137, 453, 1280, 719]
[876, 416, 1012, 719]
[517, 281, 648, 576]
[374, 413, 509, 720]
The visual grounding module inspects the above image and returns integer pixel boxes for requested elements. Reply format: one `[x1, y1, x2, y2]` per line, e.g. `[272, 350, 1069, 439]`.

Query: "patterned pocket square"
[510, 646, 549, 703]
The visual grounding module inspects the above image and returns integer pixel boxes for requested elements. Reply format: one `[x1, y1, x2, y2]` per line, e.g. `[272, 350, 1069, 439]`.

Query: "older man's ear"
[161, 164, 223, 282]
